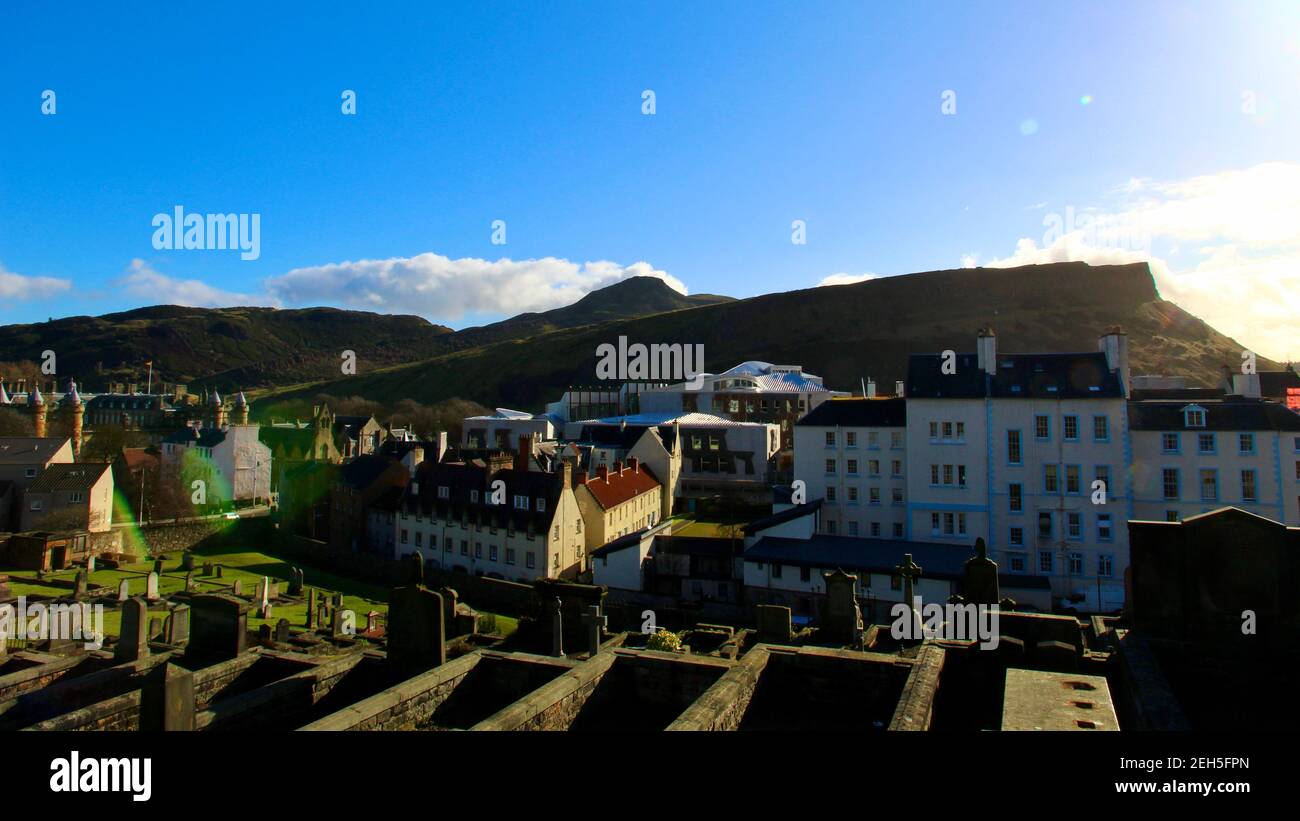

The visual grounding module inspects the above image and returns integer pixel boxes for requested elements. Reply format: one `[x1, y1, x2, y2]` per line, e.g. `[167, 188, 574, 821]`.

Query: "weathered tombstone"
[330, 592, 343, 611]
[180, 551, 195, 572]
[86, 555, 96, 573]
[256, 576, 270, 612]
[116, 597, 150, 661]
[407, 550, 424, 586]
[166, 604, 191, 645]
[274, 618, 291, 643]
[146, 571, 160, 601]
[549, 597, 564, 657]
[149, 617, 164, 641]
[215, 565, 223, 579]
[231, 579, 243, 597]
[895, 553, 924, 642]
[583, 604, 607, 656]
[439, 587, 460, 636]
[117, 579, 130, 601]
[72, 570, 87, 602]
[184, 571, 196, 593]
[186, 594, 249, 662]
[963, 538, 1000, 605]
[316, 602, 327, 630]
[330, 607, 347, 638]
[153, 558, 164, 577]
[755, 604, 793, 644]
[366, 611, 380, 634]
[261, 603, 273, 620]
[141, 663, 194, 731]
[305, 588, 317, 627]
[287, 568, 303, 596]
[387, 585, 445, 678]
[258, 623, 272, 642]
[202, 561, 214, 577]
[821, 568, 864, 646]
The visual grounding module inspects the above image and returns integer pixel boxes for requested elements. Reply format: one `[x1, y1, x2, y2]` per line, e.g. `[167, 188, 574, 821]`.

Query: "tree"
[0, 408, 34, 436]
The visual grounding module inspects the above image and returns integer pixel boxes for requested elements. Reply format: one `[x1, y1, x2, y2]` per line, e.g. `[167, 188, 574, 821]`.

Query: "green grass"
[1, 544, 518, 641]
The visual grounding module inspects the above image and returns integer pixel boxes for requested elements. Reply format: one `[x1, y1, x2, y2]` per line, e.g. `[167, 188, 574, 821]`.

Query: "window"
[1034, 415, 1050, 440]
[825, 432, 836, 447]
[526, 551, 535, 569]
[24, 467, 36, 478]
[772, 562, 783, 579]
[1162, 468, 1180, 500]
[848, 487, 858, 502]
[1097, 513, 1113, 541]
[930, 513, 941, 535]
[868, 432, 879, 449]
[1241, 469, 1257, 502]
[1007, 430, 1022, 464]
[869, 487, 881, 505]
[489, 545, 498, 562]
[1239, 433, 1255, 454]
[1009, 483, 1023, 512]
[513, 495, 529, 510]
[1067, 512, 1082, 540]
[892, 522, 904, 538]
[1010, 526, 1024, 546]
[847, 522, 859, 536]
[871, 521, 881, 537]
[1065, 465, 1080, 494]
[1009, 552, 1026, 573]
[847, 459, 858, 475]
[1068, 552, 1083, 575]
[1197, 433, 1215, 454]
[957, 465, 967, 487]
[826, 486, 837, 502]
[1162, 433, 1180, 453]
[891, 431, 904, 449]
[415, 532, 423, 547]
[1063, 415, 1079, 441]
[1166, 510, 1179, 522]
[68, 491, 84, 503]
[536, 498, 546, 512]
[470, 490, 479, 503]
[943, 464, 953, 485]
[1183, 407, 1206, 428]
[1038, 511, 1052, 538]
[444, 538, 452, 552]
[1095, 465, 1111, 494]
[929, 422, 939, 439]
[1199, 469, 1218, 501]
[438, 485, 449, 499]
[846, 431, 856, 447]
[1038, 550, 1053, 573]
[891, 488, 903, 505]
[800, 566, 812, 582]
[891, 460, 902, 476]
[460, 540, 468, 555]
[943, 512, 955, 535]
[400, 530, 409, 544]
[956, 422, 965, 439]
[1044, 464, 1059, 494]
[1098, 554, 1114, 577]
[869, 459, 880, 476]
[942, 421, 953, 439]
[930, 465, 940, 485]
[825, 458, 836, 474]
[826, 521, 837, 535]
[1093, 415, 1109, 441]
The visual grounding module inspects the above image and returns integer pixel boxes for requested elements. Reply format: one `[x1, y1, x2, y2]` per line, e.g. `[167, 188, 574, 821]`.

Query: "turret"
[30, 385, 46, 437]
[68, 378, 84, 459]
[235, 391, 250, 425]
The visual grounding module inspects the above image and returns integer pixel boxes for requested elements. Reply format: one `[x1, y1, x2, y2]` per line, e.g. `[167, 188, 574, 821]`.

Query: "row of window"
[1161, 468, 1260, 502]
[825, 485, 904, 505]
[824, 520, 905, 538]
[823, 430, 905, 449]
[1161, 431, 1258, 455]
[928, 420, 965, 441]
[929, 463, 967, 487]
[824, 458, 904, 476]
[435, 485, 548, 512]
[1005, 549, 1115, 577]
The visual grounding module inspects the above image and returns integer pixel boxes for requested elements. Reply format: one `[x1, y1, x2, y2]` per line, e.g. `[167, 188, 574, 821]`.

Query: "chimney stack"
[436, 431, 448, 462]
[1098, 326, 1130, 398]
[629, 456, 640, 473]
[1232, 372, 1262, 399]
[976, 327, 997, 376]
[895, 380, 905, 397]
[597, 464, 609, 482]
[866, 378, 876, 398]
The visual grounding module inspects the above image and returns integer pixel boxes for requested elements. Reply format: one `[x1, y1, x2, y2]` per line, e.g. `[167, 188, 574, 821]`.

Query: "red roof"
[581, 463, 660, 510]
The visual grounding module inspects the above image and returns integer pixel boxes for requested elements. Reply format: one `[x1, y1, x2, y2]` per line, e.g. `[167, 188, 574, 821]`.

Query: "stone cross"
[550, 597, 564, 657]
[895, 553, 924, 636]
[583, 604, 607, 656]
[146, 571, 160, 601]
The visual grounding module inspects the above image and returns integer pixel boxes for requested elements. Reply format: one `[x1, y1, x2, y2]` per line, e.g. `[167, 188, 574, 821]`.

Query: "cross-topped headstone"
[583, 604, 607, 656]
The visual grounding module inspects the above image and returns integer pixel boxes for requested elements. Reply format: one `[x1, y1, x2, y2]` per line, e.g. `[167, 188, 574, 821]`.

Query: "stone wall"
[301, 651, 484, 731]
[668, 646, 770, 731]
[25, 690, 142, 731]
[473, 651, 617, 730]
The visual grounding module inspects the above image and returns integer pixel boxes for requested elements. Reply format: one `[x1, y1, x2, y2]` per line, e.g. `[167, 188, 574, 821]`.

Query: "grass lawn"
[1, 544, 518, 641]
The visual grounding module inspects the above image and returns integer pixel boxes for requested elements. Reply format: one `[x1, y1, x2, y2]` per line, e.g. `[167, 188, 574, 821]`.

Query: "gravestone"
[261, 603, 273, 620]
[274, 618, 291, 643]
[72, 570, 87, 602]
[231, 579, 243, 597]
[407, 550, 424, 586]
[549, 597, 564, 657]
[258, 623, 272, 643]
[895, 554, 924, 642]
[963, 538, 1000, 605]
[153, 558, 164, 576]
[186, 594, 250, 662]
[140, 663, 194, 731]
[116, 597, 150, 661]
[166, 604, 191, 646]
[256, 577, 270, 613]
[439, 587, 459, 636]
[821, 568, 864, 647]
[184, 571, 196, 593]
[305, 588, 317, 627]
[316, 603, 327, 630]
[215, 565, 223, 579]
[202, 561, 214, 577]
[330, 607, 347, 638]
[330, 592, 343, 611]
[86, 556, 96, 573]
[387, 585, 445, 678]
[755, 604, 793, 644]
[583, 604, 607, 656]
[146, 571, 160, 601]
[0, 574, 10, 599]
[117, 579, 130, 601]
[366, 611, 380, 635]
[149, 617, 164, 641]
[288, 568, 303, 596]
[181, 551, 195, 572]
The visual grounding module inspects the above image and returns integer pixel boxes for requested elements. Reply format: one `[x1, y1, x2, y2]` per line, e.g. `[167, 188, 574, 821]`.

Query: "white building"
[1128, 375, 1300, 527]
[902, 327, 1132, 612]
[161, 423, 272, 508]
[792, 397, 908, 540]
[462, 408, 557, 451]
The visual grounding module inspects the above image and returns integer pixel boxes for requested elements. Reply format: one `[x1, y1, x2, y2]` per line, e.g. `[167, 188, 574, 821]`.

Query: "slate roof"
[0, 437, 71, 464]
[162, 426, 227, 447]
[1260, 369, 1300, 397]
[403, 460, 563, 532]
[796, 397, 906, 428]
[742, 499, 823, 535]
[591, 527, 652, 558]
[27, 462, 110, 492]
[906, 351, 1124, 399]
[337, 454, 402, 491]
[1128, 399, 1300, 431]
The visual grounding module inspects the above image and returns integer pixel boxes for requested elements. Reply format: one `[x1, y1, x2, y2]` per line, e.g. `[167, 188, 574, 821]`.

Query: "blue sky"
[2, 1, 1298, 358]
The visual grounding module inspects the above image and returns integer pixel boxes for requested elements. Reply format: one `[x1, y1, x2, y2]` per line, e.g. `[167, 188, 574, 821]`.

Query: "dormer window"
[437, 485, 449, 499]
[1182, 405, 1207, 428]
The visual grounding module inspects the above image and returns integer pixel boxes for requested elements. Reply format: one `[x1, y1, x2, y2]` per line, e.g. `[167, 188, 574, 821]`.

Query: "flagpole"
[146, 361, 152, 395]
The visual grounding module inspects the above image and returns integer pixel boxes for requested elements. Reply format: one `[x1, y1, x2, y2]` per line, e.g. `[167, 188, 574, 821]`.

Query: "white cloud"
[0, 262, 72, 300]
[263, 253, 686, 319]
[980, 163, 1300, 362]
[818, 272, 879, 287]
[117, 259, 276, 308]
